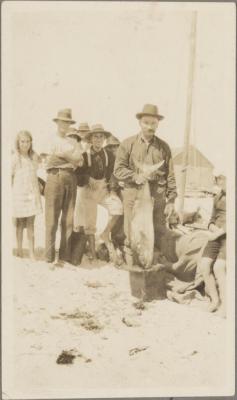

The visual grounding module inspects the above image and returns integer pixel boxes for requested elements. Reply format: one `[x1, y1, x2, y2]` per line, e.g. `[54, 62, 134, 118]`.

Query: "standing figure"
[104, 135, 121, 157]
[78, 122, 91, 152]
[114, 104, 177, 266]
[104, 134, 124, 201]
[44, 109, 83, 265]
[12, 130, 42, 260]
[76, 124, 123, 261]
[73, 122, 91, 232]
[198, 169, 226, 317]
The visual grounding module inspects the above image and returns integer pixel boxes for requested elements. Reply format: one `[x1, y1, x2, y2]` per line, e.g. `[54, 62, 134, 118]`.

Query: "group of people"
[12, 103, 226, 316]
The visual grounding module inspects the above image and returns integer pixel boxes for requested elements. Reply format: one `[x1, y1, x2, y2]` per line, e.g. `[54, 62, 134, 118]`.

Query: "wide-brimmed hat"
[53, 108, 76, 124]
[86, 124, 111, 141]
[78, 122, 90, 133]
[136, 104, 164, 121]
[65, 127, 81, 141]
[105, 135, 120, 147]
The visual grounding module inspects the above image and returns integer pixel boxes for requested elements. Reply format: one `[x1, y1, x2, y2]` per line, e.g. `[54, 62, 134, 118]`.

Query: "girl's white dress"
[12, 153, 42, 218]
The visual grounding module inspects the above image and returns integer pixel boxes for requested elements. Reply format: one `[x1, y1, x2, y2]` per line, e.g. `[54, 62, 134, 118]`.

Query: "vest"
[86, 148, 109, 168]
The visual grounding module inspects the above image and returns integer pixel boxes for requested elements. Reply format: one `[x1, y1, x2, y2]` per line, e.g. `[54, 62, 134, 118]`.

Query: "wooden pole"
[178, 12, 197, 221]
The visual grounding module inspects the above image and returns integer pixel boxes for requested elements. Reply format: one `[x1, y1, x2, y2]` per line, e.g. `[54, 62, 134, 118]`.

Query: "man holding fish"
[114, 104, 177, 267]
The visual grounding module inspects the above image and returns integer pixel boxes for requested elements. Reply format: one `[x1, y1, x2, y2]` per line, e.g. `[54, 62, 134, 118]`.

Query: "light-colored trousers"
[80, 178, 123, 235]
[73, 187, 86, 231]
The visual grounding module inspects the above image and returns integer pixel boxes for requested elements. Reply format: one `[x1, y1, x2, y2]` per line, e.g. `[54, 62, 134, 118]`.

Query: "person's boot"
[87, 234, 97, 261]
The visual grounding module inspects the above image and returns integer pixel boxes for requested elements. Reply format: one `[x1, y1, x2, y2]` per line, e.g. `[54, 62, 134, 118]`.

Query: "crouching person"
[76, 124, 123, 261]
[198, 170, 226, 317]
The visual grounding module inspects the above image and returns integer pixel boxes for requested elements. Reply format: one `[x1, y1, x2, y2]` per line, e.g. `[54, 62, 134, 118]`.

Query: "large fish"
[130, 160, 164, 269]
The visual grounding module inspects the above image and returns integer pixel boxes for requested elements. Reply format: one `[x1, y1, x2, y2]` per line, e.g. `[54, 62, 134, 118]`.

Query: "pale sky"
[3, 1, 235, 169]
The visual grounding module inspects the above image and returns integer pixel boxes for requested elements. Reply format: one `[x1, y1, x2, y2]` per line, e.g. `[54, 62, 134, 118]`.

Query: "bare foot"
[207, 300, 219, 313]
[100, 232, 110, 243]
[216, 304, 226, 319]
[48, 259, 64, 270]
[176, 283, 190, 294]
[16, 250, 23, 258]
[54, 259, 64, 268]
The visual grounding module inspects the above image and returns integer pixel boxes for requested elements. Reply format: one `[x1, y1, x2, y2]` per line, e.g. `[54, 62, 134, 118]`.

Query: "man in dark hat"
[44, 109, 83, 266]
[114, 103, 177, 265]
[76, 124, 123, 261]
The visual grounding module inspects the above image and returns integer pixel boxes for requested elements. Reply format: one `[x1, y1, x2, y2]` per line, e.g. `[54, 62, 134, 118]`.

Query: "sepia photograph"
[2, 1, 235, 398]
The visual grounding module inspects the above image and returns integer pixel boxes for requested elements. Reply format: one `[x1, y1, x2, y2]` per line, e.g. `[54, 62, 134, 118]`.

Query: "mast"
[178, 11, 197, 221]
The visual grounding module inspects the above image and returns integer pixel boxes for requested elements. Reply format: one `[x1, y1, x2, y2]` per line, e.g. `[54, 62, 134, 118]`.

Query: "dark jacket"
[75, 147, 115, 191]
[114, 133, 177, 202]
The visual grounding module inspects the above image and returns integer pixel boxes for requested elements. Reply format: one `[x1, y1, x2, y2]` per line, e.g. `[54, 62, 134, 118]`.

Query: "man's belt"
[47, 167, 74, 174]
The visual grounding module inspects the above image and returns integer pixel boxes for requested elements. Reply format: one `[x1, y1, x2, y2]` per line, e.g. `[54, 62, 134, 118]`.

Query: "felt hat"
[86, 124, 111, 141]
[53, 108, 76, 124]
[136, 104, 164, 121]
[65, 127, 81, 141]
[78, 122, 90, 133]
[105, 135, 120, 147]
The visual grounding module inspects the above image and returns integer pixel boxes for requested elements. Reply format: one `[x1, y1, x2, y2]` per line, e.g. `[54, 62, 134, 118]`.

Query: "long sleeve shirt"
[208, 190, 226, 230]
[75, 147, 115, 190]
[46, 135, 83, 170]
[114, 132, 177, 202]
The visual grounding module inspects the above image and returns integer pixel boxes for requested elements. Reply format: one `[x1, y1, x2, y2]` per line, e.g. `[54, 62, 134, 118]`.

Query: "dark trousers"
[45, 169, 77, 262]
[122, 187, 166, 248]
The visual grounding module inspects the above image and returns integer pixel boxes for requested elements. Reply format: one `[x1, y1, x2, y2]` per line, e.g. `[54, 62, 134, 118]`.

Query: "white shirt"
[46, 134, 82, 170]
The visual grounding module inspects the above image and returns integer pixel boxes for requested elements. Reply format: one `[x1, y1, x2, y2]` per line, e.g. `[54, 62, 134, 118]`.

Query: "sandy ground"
[5, 200, 232, 398]
[11, 260, 228, 397]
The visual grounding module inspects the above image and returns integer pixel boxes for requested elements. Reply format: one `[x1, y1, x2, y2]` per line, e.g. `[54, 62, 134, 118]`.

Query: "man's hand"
[209, 223, 221, 233]
[134, 173, 147, 185]
[147, 172, 158, 181]
[118, 181, 125, 189]
[77, 157, 84, 167]
[208, 227, 226, 241]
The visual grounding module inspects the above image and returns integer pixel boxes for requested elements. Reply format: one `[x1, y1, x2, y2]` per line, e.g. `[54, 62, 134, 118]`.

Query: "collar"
[138, 132, 157, 145]
[90, 146, 104, 155]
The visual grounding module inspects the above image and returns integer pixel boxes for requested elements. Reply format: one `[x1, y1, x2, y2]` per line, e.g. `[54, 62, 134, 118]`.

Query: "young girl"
[12, 131, 42, 260]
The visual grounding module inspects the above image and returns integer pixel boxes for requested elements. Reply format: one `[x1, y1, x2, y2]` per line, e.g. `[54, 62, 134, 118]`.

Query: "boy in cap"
[44, 109, 83, 266]
[76, 124, 123, 260]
